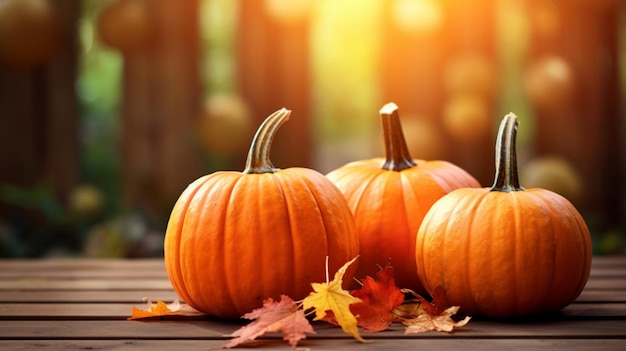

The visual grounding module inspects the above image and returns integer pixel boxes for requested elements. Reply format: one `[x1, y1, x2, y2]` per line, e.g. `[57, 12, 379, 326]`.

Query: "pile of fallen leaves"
[129, 256, 470, 348]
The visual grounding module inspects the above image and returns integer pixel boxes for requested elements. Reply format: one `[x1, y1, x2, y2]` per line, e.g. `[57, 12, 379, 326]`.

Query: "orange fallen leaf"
[128, 298, 203, 320]
[224, 295, 314, 349]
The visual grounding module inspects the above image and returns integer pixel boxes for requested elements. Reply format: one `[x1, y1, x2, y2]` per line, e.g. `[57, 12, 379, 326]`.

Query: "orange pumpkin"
[164, 108, 359, 319]
[415, 113, 592, 318]
[97, 0, 151, 53]
[326, 102, 480, 292]
[0, 0, 61, 69]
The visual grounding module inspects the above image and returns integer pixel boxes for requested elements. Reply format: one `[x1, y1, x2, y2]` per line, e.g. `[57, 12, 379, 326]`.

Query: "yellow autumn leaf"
[302, 256, 366, 343]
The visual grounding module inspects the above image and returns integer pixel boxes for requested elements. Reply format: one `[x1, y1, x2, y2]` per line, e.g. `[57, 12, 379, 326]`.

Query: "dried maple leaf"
[397, 286, 471, 334]
[326, 260, 404, 332]
[128, 298, 204, 320]
[302, 256, 366, 342]
[223, 295, 314, 349]
[402, 306, 471, 334]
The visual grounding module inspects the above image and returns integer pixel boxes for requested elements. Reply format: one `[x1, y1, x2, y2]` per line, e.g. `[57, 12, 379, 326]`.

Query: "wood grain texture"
[0, 256, 623, 350]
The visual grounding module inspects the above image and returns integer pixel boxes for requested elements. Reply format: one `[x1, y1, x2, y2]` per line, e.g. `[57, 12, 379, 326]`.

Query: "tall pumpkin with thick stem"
[415, 113, 592, 318]
[164, 108, 359, 320]
[326, 103, 480, 292]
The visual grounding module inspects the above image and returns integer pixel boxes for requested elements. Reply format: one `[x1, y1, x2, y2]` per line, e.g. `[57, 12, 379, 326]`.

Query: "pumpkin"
[415, 113, 592, 318]
[520, 155, 583, 205]
[326, 102, 480, 292]
[97, 0, 151, 53]
[443, 52, 496, 99]
[0, 0, 61, 69]
[164, 108, 359, 319]
[196, 93, 254, 156]
[442, 93, 492, 143]
[524, 55, 574, 112]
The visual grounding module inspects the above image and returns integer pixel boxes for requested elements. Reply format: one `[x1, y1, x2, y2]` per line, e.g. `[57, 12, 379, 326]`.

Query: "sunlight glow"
[392, 0, 443, 34]
[264, 0, 314, 24]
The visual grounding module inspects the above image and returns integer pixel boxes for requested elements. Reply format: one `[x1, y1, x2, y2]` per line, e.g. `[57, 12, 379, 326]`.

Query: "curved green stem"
[490, 113, 524, 192]
[380, 102, 416, 172]
[243, 108, 291, 174]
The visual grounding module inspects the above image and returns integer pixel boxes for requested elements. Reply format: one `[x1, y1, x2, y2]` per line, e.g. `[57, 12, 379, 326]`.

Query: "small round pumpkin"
[326, 102, 480, 292]
[524, 55, 574, 112]
[415, 113, 592, 318]
[164, 108, 359, 320]
[0, 0, 61, 69]
[97, 0, 151, 53]
[196, 93, 254, 156]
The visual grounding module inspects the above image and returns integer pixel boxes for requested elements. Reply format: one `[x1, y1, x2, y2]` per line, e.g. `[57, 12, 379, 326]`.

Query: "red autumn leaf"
[416, 285, 448, 316]
[324, 261, 405, 333]
[223, 295, 315, 349]
[352, 261, 405, 332]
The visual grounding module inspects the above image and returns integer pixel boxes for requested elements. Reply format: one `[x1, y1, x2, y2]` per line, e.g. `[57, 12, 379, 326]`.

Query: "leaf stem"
[325, 256, 330, 284]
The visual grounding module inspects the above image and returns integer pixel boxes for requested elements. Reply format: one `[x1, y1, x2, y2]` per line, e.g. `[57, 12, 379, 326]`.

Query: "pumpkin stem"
[243, 108, 291, 174]
[380, 102, 417, 172]
[490, 113, 524, 192]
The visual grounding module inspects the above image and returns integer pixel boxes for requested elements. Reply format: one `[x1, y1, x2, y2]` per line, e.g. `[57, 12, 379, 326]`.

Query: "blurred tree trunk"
[0, 0, 80, 203]
[526, 0, 623, 231]
[236, 0, 312, 169]
[380, 0, 496, 186]
[120, 0, 202, 218]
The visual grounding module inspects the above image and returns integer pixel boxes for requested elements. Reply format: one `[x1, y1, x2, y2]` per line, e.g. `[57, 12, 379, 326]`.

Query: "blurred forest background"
[0, 0, 624, 258]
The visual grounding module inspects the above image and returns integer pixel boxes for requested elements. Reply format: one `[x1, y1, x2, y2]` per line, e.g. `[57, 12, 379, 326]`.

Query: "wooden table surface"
[0, 256, 625, 350]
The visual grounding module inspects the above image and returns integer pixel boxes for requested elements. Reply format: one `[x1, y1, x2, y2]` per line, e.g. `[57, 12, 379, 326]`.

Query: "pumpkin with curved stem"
[326, 102, 480, 292]
[164, 108, 359, 320]
[415, 113, 592, 318]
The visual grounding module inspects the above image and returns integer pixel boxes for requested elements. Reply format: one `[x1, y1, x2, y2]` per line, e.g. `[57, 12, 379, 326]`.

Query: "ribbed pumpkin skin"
[326, 158, 480, 292]
[415, 181, 592, 318]
[164, 167, 359, 320]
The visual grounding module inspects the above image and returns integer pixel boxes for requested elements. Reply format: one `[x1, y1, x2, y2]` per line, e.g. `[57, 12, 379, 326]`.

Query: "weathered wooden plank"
[0, 279, 172, 291]
[0, 290, 179, 303]
[0, 302, 623, 320]
[591, 256, 626, 267]
[0, 259, 165, 271]
[1, 320, 625, 339]
[0, 269, 168, 280]
[583, 279, 626, 290]
[576, 289, 626, 303]
[0, 339, 625, 351]
[0, 320, 232, 339]
[2, 287, 618, 304]
[0, 288, 621, 304]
